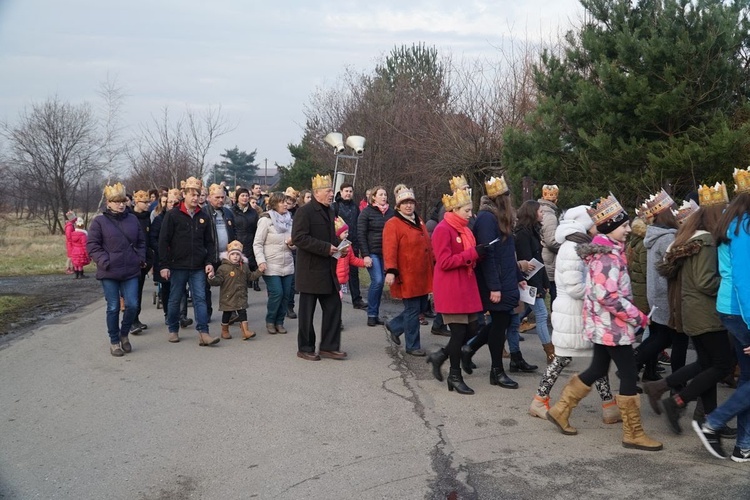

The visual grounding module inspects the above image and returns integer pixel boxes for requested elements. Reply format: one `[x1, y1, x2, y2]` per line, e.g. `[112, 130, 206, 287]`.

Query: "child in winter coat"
[547, 194, 661, 452]
[207, 240, 264, 341]
[69, 217, 91, 279]
[334, 217, 366, 297]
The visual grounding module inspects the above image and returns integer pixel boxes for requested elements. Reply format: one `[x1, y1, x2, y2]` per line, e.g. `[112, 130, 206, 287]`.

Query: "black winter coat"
[149, 212, 167, 283]
[334, 194, 360, 248]
[357, 204, 394, 257]
[292, 198, 338, 295]
[514, 224, 550, 297]
[232, 203, 259, 266]
[158, 204, 216, 270]
[133, 209, 154, 269]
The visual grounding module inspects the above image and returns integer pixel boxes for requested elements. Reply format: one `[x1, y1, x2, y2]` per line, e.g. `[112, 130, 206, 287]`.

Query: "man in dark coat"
[203, 183, 236, 319]
[292, 174, 347, 361]
[159, 177, 219, 346]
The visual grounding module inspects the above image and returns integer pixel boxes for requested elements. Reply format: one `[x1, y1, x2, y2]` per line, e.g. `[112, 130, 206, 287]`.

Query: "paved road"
[0, 284, 747, 499]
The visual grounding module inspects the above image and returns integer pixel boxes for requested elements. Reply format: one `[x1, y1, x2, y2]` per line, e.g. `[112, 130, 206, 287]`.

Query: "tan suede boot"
[601, 399, 622, 424]
[240, 321, 256, 340]
[198, 332, 220, 346]
[542, 343, 555, 364]
[221, 323, 232, 339]
[529, 395, 550, 419]
[547, 374, 591, 435]
[616, 394, 663, 451]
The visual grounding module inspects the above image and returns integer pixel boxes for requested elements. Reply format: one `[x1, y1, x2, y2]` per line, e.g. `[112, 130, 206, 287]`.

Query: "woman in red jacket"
[428, 186, 486, 394]
[383, 186, 434, 356]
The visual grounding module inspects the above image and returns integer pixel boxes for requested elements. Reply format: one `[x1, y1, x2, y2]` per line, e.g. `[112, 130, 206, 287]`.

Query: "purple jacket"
[87, 210, 146, 281]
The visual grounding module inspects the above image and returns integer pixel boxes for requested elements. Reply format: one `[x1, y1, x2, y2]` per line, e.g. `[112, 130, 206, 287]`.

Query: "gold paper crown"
[542, 184, 559, 200]
[587, 193, 625, 226]
[734, 167, 750, 194]
[449, 175, 469, 193]
[133, 190, 149, 203]
[484, 176, 509, 198]
[442, 189, 472, 211]
[208, 183, 224, 195]
[672, 199, 700, 225]
[311, 174, 332, 190]
[637, 189, 675, 220]
[227, 240, 244, 254]
[284, 187, 299, 199]
[181, 176, 203, 192]
[698, 182, 729, 207]
[395, 186, 416, 206]
[168, 188, 182, 200]
[103, 182, 127, 202]
[334, 216, 347, 233]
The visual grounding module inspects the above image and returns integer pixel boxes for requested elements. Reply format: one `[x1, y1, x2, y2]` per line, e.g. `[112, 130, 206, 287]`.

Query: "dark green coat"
[207, 256, 263, 311]
[626, 217, 649, 314]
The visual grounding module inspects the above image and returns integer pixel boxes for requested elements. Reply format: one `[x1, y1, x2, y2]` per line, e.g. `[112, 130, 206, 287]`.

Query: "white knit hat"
[562, 205, 594, 231]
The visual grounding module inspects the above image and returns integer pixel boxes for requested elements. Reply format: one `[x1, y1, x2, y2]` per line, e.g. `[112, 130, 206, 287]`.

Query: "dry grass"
[0, 216, 94, 276]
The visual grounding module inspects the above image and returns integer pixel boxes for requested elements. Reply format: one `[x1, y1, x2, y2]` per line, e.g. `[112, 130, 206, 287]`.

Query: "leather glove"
[475, 244, 489, 257]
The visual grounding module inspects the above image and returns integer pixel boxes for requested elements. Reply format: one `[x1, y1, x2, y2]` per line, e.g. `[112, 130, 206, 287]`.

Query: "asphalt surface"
[0, 282, 748, 499]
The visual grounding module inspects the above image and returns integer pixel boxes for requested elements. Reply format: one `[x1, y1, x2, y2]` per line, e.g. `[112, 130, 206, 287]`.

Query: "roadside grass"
[0, 215, 94, 277]
[0, 295, 37, 333]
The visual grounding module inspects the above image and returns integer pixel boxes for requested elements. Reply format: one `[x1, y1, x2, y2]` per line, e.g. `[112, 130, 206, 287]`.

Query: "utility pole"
[264, 158, 268, 188]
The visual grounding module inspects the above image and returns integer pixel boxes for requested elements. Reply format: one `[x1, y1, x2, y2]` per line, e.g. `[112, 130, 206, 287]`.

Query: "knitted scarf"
[444, 211, 475, 251]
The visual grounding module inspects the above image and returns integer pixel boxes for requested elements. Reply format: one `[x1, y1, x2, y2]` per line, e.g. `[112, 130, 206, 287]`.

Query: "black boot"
[426, 348, 448, 382]
[460, 344, 476, 375]
[447, 368, 474, 395]
[509, 351, 538, 373]
[74, 270, 81, 279]
[489, 367, 518, 389]
[641, 359, 662, 381]
[252, 280, 261, 291]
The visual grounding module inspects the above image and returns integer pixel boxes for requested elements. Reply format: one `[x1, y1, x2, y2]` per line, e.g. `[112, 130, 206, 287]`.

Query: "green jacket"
[659, 231, 722, 336]
[626, 218, 649, 314]
[207, 256, 263, 311]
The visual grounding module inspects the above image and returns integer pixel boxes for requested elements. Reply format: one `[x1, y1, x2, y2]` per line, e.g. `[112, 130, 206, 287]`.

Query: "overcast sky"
[0, 0, 583, 172]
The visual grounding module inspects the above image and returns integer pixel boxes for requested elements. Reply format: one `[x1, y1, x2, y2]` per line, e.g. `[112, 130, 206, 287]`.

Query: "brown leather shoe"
[297, 351, 321, 361]
[167, 332, 180, 343]
[275, 324, 288, 334]
[319, 350, 348, 360]
[266, 323, 278, 334]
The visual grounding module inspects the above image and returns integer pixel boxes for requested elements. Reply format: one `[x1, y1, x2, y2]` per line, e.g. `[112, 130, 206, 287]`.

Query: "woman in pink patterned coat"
[547, 194, 662, 452]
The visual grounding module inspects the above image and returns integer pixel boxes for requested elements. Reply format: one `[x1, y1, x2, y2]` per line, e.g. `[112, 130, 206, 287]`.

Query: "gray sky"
[0, 0, 582, 171]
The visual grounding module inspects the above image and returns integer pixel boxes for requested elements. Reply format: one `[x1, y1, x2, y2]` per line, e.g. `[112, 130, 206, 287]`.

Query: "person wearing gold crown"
[204, 183, 237, 321]
[130, 190, 154, 334]
[547, 194, 662, 451]
[292, 174, 348, 361]
[643, 182, 733, 438]
[382, 185, 434, 356]
[692, 170, 750, 462]
[538, 184, 561, 304]
[357, 185, 395, 327]
[86, 182, 147, 357]
[158, 176, 220, 346]
[428, 183, 487, 394]
[639, 189, 689, 378]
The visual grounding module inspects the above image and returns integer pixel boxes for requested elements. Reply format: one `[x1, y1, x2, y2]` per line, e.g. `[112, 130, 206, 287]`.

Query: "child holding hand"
[208, 240, 264, 340]
[334, 217, 367, 299]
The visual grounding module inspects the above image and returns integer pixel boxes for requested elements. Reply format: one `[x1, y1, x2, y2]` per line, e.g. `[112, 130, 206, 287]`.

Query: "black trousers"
[579, 343, 639, 396]
[667, 330, 732, 413]
[297, 292, 342, 352]
[135, 267, 150, 320]
[221, 309, 247, 323]
[636, 321, 689, 372]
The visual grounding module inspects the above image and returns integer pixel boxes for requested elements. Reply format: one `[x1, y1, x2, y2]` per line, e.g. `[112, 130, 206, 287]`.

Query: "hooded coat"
[87, 209, 146, 281]
[577, 234, 648, 346]
[382, 211, 434, 299]
[626, 217, 649, 314]
[207, 252, 263, 311]
[550, 219, 594, 357]
[538, 198, 560, 281]
[644, 224, 677, 325]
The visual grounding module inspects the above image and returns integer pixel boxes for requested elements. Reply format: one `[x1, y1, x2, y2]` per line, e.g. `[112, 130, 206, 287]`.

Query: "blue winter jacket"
[717, 215, 750, 328]
[87, 209, 146, 281]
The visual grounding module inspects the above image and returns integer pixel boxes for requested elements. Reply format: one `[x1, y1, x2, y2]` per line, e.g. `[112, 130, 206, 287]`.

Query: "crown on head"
[449, 175, 469, 193]
[181, 176, 203, 192]
[698, 182, 729, 207]
[311, 174, 332, 190]
[442, 189, 472, 211]
[542, 184, 559, 200]
[587, 193, 625, 226]
[484, 176, 509, 198]
[103, 182, 127, 202]
[209, 183, 225, 195]
[672, 199, 700, 225]
[132, 190, 149, 203]
[637, 189, 675, 220]
[284, 187, 299, 199]
[395, 186, 416, 206]
[734, 167, 750, 194]
[227, 240, 244, 254]
[168, 188, 182, 201]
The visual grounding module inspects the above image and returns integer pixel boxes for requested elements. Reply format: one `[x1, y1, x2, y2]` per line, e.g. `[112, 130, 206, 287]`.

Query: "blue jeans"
[387, 296, 424, 351]
[708, 314, 750, 449]
[366, 254, 385, 319]
[264, 274, 293, 325]
[531, 297, 551, 344]
[508, 312, 521, 353]
[101, 277, 139, 344]
[167, 269, 209, 333]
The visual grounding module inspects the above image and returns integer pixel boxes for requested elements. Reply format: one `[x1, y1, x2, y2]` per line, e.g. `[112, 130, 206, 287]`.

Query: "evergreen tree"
[277, 133, 326, 190]
[503, 0, 750, 207]
[212, 147, 258, 187]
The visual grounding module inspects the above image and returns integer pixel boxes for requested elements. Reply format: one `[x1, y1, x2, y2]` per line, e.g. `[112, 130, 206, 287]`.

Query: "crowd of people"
[78, 168, 750, 463]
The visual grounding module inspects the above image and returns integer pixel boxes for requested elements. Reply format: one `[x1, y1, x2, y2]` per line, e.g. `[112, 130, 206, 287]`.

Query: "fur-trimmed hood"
[219, 251, 248, 265]
[576, 234, 622, 260]
[630, 217, 647, 239]
[657, 230, 712, 278]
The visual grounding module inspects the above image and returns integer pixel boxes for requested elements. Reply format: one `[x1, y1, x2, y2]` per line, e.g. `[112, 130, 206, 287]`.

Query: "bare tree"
[1, 96, 105, 233]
